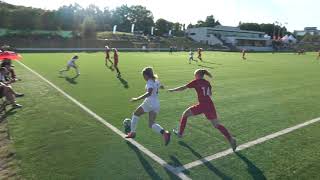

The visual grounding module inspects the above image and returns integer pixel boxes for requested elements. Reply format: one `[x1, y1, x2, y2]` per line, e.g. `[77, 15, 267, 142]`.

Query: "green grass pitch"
[7, 51, 320, 179]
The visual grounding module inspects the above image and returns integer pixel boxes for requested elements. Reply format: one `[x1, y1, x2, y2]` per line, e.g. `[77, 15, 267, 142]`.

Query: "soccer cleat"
[15, 93, 24, 98]
[12, 104, 22, 109]
[163, 131, 171, 146]
[125, 132, 136, 139]
[230, 138, 237, 152]
[172, 129, 183, 138]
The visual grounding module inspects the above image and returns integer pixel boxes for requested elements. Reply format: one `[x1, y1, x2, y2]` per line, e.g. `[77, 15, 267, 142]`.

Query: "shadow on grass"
[106, 64, 115, 71]
[203, 61, 223, 65]
[117, 76, 129, 89]
[65, 76, 78, 84]
[0, 108, 17, 123]
[179, 141, 231, 180]
[126, 141, 162, 180]
[235, 152, 266, 180]
[198, 64, 214, 69]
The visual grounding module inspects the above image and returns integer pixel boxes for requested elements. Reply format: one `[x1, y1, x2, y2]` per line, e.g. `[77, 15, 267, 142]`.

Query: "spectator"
[1, 59, 17, 82]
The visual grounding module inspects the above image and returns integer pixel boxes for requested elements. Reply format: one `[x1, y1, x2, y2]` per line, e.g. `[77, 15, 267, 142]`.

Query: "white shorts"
[67, 63, 76, 68]
[140, 99, 160, 113]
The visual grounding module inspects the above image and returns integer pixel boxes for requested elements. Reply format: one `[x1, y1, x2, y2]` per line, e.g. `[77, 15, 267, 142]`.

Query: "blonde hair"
[142, 67, 158, 80]
[194, 69, 212, 78]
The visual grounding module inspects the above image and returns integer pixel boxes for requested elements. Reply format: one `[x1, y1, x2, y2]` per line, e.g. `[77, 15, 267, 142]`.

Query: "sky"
[3, 0, 319, 31]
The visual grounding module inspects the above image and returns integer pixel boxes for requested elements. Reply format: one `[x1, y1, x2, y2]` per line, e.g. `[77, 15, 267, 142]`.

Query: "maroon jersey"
[187, 79, 212, 104]
[105, 49, 110, 58]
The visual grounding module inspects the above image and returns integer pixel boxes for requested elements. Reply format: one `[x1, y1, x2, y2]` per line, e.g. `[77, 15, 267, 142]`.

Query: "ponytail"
[194, 69, 212, 78]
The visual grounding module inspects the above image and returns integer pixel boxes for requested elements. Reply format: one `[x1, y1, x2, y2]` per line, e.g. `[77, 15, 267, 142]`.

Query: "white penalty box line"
[175, 117, 320, 172]
[17, 61, 191, 180]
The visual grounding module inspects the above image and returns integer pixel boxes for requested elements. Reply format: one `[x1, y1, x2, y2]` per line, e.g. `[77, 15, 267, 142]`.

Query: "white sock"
[151, 123, 164, 135]
[130, 115, 139, 132]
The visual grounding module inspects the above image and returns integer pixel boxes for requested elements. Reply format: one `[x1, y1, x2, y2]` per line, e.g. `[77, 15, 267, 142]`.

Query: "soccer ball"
[123, 118, 131, 134]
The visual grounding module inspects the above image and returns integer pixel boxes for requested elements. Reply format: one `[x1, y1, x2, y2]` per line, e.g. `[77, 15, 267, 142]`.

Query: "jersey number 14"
[201, 87, 211, 96]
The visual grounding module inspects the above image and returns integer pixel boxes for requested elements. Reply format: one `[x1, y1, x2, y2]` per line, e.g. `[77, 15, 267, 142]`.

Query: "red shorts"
[190, 102, 217, 120]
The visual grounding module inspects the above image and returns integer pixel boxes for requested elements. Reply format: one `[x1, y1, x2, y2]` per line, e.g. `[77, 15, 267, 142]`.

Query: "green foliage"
[188, 15, 221, 28]
[81, 17, 97, 38]
[239, 22, 288, 36]
[112, 5, 154, 34]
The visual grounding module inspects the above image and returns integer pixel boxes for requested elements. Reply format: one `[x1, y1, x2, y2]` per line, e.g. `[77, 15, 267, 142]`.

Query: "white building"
[294, 27, 320, 36]
[186, 25, 272, 51]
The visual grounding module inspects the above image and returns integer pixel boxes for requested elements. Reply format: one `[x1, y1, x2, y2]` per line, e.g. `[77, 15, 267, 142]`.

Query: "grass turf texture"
[8, 51, 320, 179]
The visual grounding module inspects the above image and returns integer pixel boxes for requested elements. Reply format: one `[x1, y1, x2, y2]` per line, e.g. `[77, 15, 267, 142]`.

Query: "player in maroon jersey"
[168, 69, 237, 151]
[113, 48, 121, 77]
[197, 48, 203, 62]
[317, 50, 320, 60]
[105, 46, 113, 66]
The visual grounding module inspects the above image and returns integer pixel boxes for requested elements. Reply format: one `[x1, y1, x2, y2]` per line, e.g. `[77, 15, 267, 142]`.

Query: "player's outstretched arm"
[130, 88, 152, 102]
[168, 85, 187, 92]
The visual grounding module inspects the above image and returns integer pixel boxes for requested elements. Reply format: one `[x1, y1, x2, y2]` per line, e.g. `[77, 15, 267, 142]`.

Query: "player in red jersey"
[168, 69, 237, 151]
[112, 48, 121, 77]
[105, 46, 113, 66]
[242, 49, 247, 60]
[197, 48, 203, 62]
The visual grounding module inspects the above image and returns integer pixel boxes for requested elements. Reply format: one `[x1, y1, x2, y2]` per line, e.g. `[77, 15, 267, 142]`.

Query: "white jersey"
[68, 58, 77, 66]
[140, 79, 161, 113]
[189, 51, 194, 58]
[145, 79, 160, 100]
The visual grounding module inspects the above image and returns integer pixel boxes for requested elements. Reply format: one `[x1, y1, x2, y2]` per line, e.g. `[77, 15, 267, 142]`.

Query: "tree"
[240, 23, 289, 37]
[239, 23, 261, 32]
[81, 17, 96, 38]
[155, 18, 173, 36]
[188, 15, 221, 28]
[112, 5, 154, 33]
[204, 15, 220, 27]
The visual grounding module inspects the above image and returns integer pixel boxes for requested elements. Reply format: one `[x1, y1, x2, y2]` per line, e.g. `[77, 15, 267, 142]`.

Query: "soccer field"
[8, 51, 320, 179]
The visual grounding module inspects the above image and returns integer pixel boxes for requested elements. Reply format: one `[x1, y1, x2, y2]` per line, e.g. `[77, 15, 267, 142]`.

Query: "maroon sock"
[216, 124, 232, 142]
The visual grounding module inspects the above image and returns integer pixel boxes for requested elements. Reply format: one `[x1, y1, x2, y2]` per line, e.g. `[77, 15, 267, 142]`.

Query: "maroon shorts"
[114, 60, 118, 66]
[190, 102, 217, 120]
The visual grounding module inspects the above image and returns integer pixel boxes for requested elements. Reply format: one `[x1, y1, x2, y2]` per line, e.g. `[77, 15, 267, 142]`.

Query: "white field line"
[17, 61, 191, 180]
[176, 117, 320, 172]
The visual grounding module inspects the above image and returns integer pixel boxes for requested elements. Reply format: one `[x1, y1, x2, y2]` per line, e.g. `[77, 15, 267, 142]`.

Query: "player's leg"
[126, 106, 145, 138]
[149, 111, 171, 145]
[108, 58, 113, 64]
[174, 106, 197, 137]
[208, 116, 237, 151]
[59, 65, 70, 74]
[115, 64, 121, 77]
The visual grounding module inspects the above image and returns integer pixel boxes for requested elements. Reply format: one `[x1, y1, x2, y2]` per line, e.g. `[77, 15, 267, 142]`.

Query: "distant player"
[197, 48, 203, 62]
[242, 49, 247, 60]
[113, 48, 121, 77]
[105, 46, 113, 66]
[59, 55, 80, 78]
[189, 50, 195, 64]
[169, 46, 173, 54]
[168, 69, 237, 151]
[317, 50, 320, 60]
[125, 67, 171, 146]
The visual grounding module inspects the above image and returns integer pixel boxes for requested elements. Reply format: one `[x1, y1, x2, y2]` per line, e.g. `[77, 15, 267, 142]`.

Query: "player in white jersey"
[126, 67, 171, 146]
[189, 49, 195, 64]
[59, 55, 80, 78]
